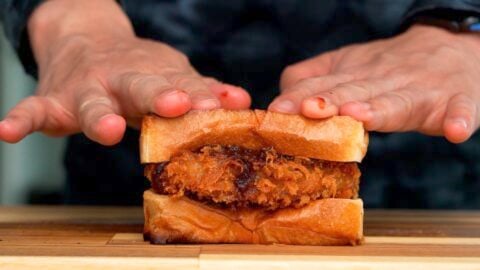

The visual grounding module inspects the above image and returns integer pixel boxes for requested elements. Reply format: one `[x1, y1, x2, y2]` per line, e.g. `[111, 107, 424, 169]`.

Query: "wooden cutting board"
[0, 206, 479, 269]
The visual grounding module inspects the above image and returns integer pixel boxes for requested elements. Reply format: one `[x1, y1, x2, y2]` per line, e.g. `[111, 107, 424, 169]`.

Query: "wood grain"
[0, 206, 480, 269]
[200, 255, 480, 270]
[0, 206, 143, 223]
[0, 256, 198, 270]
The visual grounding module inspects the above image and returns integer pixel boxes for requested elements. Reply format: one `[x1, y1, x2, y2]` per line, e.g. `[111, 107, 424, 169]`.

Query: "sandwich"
[141, 109, 368, 245]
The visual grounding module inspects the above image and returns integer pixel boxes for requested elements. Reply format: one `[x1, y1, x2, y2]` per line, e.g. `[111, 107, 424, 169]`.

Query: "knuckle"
[370, 96, 390, 114]
[338, 65, 368, 78]
[327, 85, 355, 104]
[383, 66, 414, 79]
[281, 65, 299, 78]
[119, 73, 173, 112]
[371, 51, 397, 65]
[78, 97, 112, 116]
[375, 91, 415, 116]
[46, 97, 76, 122]
[280, 64, 306, 86]
[379, 51, 396, 62]
[406, 52, 430, 66]
[434, 44, 459, 57]
[125, 74, 148, 96]
[331, 82, 371, 102]
[389, 91, 416, 130]
[157, 43, 191, 66]
[23, 96, 39, 105]
[395, 92, 415, 114]
[202, 77, 219, 85]
[82, 67, 105, 82]
[283, 82, 315, 98]
[9, 105, 32, 118]
[128, 47, 151, 59]
[21, 97, 46, 115]
[168, 73, 201, 91]
[425, 45, 463, 71]
[168, 73, 189, 85]
[176, 52, 191, 66]
[8, 97, 46, 125]
[451, 94, 475, 115]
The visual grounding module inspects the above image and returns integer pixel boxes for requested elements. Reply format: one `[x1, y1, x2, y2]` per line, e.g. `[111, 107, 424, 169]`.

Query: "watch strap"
[413, 14, 480, 33]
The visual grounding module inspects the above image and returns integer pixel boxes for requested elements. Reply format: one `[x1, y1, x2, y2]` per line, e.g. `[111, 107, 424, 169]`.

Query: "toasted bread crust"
[143, 190, 363, 245]
[140, 110, 368, 163]
[256, 110, 368, 163]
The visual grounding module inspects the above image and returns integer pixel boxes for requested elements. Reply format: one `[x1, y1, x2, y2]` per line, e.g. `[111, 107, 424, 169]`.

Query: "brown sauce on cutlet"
[145, 145, 360, 210]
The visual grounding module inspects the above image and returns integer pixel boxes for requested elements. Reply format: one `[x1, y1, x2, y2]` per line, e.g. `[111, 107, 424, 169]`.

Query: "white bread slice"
[140, 109, 368, 163]
[143, 189, 363, 245]
[256, 110, 368, 162]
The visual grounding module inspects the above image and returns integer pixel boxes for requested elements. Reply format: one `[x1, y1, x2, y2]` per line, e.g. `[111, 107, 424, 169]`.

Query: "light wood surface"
[0, 206, 479, 269]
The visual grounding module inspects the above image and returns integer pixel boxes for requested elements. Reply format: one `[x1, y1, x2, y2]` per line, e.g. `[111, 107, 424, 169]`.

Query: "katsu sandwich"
[141, 109, 368, 245]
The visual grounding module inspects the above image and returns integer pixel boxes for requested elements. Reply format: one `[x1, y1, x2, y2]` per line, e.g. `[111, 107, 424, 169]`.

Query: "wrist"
[28, 0, 135, 67]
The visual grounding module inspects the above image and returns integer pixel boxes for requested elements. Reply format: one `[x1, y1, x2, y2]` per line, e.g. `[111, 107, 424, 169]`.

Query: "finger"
[166, 72, 221, 110]
[269, 74, 354, 114]
[208, 82, 251, 109]
[0, 96, 49, 143]
[301, 78, 404, 119]
[342, 87, 435, 132]
[76, 85, 126, 145]
[280, 51, 334, 90]
[443, 93, 477, 143]
[202, 77, 251, 109]
[111, 72, 192, 118]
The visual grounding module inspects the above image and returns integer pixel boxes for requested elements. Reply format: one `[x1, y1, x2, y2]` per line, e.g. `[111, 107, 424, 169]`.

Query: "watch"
[408, 9, 480, 33]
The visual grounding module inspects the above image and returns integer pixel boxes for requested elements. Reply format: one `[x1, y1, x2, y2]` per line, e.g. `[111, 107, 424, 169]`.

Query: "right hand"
[0, 0, 251, 145]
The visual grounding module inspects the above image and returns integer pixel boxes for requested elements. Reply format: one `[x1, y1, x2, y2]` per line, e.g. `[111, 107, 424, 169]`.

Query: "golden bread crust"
[143, 190, 363, 245]
[140, 110, 368, 163]
[256, 110, 368, 162]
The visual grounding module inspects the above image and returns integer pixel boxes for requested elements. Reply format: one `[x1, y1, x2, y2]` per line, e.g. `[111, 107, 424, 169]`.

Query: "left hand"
[269, 25, 480, 143]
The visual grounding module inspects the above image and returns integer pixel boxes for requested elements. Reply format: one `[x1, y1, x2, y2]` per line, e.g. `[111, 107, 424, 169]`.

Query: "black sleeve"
[402, 0, 480, 30]
[0, 0, 44, 78]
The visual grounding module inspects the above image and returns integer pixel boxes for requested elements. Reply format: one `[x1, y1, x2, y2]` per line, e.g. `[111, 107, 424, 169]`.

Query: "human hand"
[270, 25, 480, 143]
[0, 0, 250, 145]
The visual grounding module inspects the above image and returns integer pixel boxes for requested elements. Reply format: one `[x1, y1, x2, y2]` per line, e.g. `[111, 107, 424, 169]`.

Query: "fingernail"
[271, 100, 295, 113]
[316, 97, 326, 109]
[452, 118, 468, 130]
[194, 99, 220, 110]
[0, 119, 10, 128]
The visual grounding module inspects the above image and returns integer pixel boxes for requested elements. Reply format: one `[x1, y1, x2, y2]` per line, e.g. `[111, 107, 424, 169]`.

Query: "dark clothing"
[2, 0, 480, 208]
